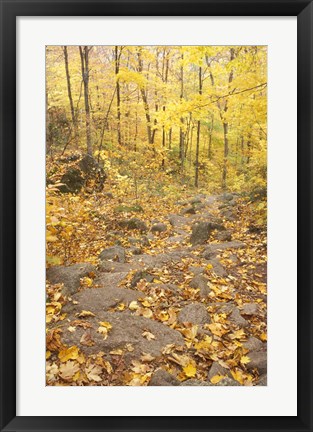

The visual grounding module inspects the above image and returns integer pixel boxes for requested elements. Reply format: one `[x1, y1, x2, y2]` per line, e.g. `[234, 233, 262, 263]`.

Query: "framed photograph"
[0, 1, 312, 431]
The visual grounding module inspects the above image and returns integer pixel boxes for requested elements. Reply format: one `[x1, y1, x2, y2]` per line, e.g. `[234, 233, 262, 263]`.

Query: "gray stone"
[229, 308, 249, 328]
[241, 303, 260, 316]
[46, 263, 95, 296]
[128, 246, 142, 255]
[99, 246, 126, 263]
[215, 377, 240, 386]
[64, 286, 142, 314]
[118, 218, 148, 233]
[168, 214, 188, 228]
[207, 361, 231, 380]
[189, 275, 211, 297]
[149, 369, 180, 386]
[209, 258, 227, 277]
[98, 261, 140, 273]
[131, 270, 154, 287]
[257, 374, 267, 386]
[151, 223, 167, 233]
[181, 379, 211, 386]
[243, 336, 265, 352]
[94, 272, 129, 289]
[178, 303, 211, 324]
[202, 241, 246, 259]
[182, 206, 196, 215]
[61, 311, 184, 361]
[246, 351, 267, 374]
[190, 222, 213, 245]
[216, 230, 232, 242]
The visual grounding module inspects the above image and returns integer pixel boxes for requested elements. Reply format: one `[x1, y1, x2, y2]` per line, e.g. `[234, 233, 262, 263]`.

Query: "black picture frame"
[0, 1, 312, 431]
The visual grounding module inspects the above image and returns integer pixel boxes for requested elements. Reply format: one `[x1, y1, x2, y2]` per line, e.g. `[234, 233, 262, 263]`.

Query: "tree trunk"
[114, 46, 122, 146]
[195, 66, 202, 188]
[208, 114, 214, 160]
[221, 48, 235, 189]
[63, 46, 78, 147]
[137, 49, 154, 145]
[79, 46, 92, 156]
[179, 53, 185, 170]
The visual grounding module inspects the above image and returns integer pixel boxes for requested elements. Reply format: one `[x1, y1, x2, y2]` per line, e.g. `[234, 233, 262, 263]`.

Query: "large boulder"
[178, 303, 211, 325]
[61, 311, 184, 361]
[58, 155, 106, 193]
[202, 241, 246, 259]
[46, 263, 95, 296]
[207, 361, 231, 380]
[99, 246, 126, 263]
[190, 221, 225, 246]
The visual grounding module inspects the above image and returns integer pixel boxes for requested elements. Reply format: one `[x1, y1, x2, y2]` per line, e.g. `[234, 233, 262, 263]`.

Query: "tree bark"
[114, 46, 122, 146]
[195, 66, 202, 188]
[179, 53, 185, 170]
[79, 46, 92, 156]
[63, 46, 78, 147]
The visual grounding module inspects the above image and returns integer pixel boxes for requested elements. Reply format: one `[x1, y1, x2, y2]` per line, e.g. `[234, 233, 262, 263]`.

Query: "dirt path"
[46, 193, 267, 386]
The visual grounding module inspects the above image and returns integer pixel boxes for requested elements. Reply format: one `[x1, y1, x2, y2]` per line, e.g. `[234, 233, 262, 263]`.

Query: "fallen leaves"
[97, 321, 112, 340]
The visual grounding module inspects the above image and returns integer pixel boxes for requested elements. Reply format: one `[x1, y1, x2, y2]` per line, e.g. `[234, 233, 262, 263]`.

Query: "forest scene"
[46, 45, 267, 386]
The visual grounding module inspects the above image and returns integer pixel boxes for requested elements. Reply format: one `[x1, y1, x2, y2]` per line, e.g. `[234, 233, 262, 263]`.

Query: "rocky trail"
[46, 193, 267, 386]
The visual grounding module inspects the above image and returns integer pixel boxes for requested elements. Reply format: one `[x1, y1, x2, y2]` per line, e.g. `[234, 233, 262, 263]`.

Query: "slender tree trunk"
[208, 114, 214, 160]
[79, 45, 92, 156]
[222, 48, 235, 189]
[63, 46, 78, 147]
[114, 46, 122, 146]
[195, 66, 202, 188]
[179, 53, 185, 170]
[137, 50, 154, 145]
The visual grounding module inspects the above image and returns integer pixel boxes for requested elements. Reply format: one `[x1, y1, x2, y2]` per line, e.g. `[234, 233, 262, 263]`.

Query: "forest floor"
[46, 190, 267, 386]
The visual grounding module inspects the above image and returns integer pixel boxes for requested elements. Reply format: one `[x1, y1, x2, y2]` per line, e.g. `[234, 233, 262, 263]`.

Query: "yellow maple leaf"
[240, 355, 251, 365]
[58, 345, 80, 362]
[210, 374, 225, 384]
[183, 363, 197, 378]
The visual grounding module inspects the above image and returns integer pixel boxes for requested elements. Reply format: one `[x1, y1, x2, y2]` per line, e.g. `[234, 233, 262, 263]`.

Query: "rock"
[189, 266, 204, 276]
[58, 168, 85, 193]
[246, 351, 267, 374]
[168, 215, 188, 228]
[149, 369, 180, 386]
[130, 251, 190, 268]
[46, 263, 95, 296]
[257, 374, 267, 386]
[118, 218, 148, 233]
[215, 377, 240, 386]
[229, 308, 249, 328]
[165, 235, 187, 244]
[220, 208, 236, 221]
[128, 246, 142, 255]
[208, 258, 227, 277]
[99, 246, 126, 263]
[243, 336, 265, 352]
[207, 361, 231, 380]
[202, 241, 246, 259]
[216, 230, 232, 242]
[64, 286, 142, 314]
[128, 236, 150, 247]
[190, 196, 203, 204]
[61, 311, 184, 360]
[131, 270, 154, 287]
[151, 223, 167, 233]
[182, 206, 196, 215]
[181, 379, 211, 386]
[94, 272, 128, 289]
[98, 261, 139, 273]
[190, 222, 213, 245]
[189, 275, 211, 297]
[57, 155, 106, 193]
[240, 303, 260, 316]
[178, 303, 211, 324]
[190, 221, 225, 246]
